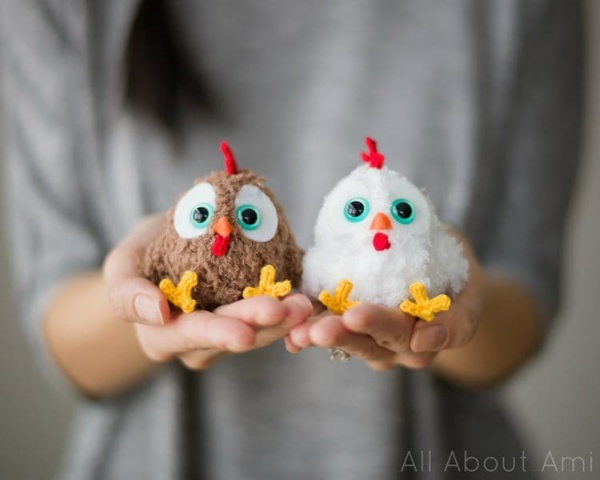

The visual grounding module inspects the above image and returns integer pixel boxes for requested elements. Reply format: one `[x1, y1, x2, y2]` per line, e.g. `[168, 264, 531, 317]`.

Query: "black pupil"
[347, 201, 365, 217]
[395, 202, 413, 219]
[193, 207, 210, 224]
[241, 208, 258, 225]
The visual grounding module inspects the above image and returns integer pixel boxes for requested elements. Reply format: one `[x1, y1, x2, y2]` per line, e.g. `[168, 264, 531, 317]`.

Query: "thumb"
[107, 276, 170, 326]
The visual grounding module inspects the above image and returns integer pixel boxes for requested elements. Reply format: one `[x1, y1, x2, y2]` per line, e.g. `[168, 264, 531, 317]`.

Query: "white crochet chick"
[302, 137, 469, 322]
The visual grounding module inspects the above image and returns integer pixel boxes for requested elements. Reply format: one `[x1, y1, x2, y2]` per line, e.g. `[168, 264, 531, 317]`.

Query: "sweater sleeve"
[474, 1, 584, 341]
[1, 0, 107, 389]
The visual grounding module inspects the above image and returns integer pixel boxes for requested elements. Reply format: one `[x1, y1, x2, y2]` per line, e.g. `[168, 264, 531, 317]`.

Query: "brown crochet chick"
[141, 143, 303, 313]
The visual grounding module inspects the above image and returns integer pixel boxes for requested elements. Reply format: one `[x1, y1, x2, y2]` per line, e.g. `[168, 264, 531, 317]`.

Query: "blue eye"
[344, 198, 370, 223]
[236, 205, 261, 230]
[190, 203, 214, 228]
[390, 199, 415, 224]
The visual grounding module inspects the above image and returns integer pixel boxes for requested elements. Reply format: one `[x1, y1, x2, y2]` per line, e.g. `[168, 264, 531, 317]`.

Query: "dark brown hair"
[123, 0, 222, 135]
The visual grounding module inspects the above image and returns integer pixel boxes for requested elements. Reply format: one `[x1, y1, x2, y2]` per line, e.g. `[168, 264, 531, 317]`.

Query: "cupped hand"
[286, 233, 484, 371]
[103, 215, 313, 370]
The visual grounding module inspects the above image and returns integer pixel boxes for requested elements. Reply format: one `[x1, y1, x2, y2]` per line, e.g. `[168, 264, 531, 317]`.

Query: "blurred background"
[1, 3, 599, 479]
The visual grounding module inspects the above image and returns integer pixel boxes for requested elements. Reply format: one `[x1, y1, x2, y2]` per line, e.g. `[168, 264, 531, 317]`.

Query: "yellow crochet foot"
[318, 279, 361, 315]
[159, 271, 198, 314]
[242, 264, 292, 299]
[399, 282, 451, 322]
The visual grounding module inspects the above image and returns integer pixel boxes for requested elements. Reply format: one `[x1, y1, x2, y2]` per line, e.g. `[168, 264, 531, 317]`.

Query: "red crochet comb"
[361, 137, 385, 169]
[221, 141, 238, 175]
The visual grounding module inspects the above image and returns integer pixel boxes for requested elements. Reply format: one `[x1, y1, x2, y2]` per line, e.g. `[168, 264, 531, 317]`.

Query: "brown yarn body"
[141, 169, 303, 311]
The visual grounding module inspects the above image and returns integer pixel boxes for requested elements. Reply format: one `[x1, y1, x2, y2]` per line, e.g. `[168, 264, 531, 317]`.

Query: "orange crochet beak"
[213, 217, 234, 238]
[369, 212, 392, 230]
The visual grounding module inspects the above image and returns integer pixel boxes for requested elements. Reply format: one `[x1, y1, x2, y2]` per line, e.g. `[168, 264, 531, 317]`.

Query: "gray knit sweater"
[1, 1, 583, 479]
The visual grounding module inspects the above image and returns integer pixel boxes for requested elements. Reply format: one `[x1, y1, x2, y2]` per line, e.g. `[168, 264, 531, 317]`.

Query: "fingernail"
[133, 295, 164, 325]
[412, 325, 448, 352]
[285, 295, 312, 317]
[285, 341, 302, 354]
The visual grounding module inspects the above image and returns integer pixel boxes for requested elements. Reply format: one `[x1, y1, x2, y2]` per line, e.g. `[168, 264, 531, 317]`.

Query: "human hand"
[286, 233, 484, 370]
[104, 215, 313, 370]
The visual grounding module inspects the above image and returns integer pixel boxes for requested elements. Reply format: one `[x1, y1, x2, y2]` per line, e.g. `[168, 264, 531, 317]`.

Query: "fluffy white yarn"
[302, 165, 468, 307]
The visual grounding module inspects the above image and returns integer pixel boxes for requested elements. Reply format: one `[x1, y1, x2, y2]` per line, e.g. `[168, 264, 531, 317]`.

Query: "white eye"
[234, 185, 278, 242]
[173, 182, 216, 239]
